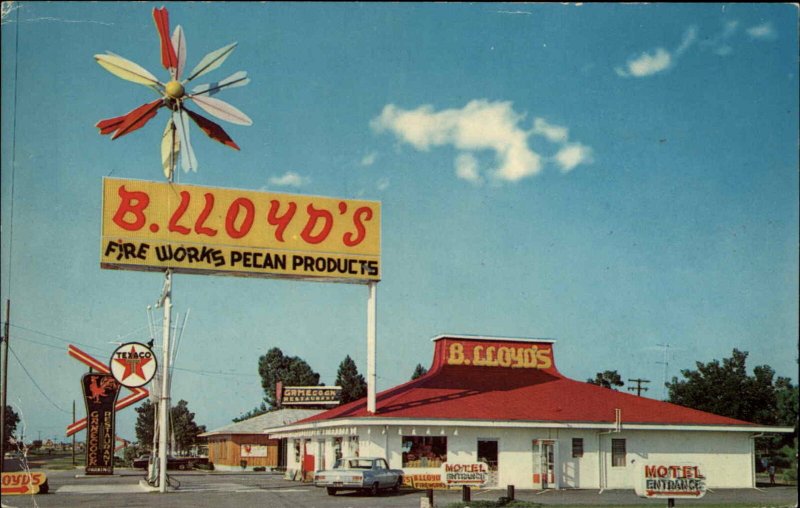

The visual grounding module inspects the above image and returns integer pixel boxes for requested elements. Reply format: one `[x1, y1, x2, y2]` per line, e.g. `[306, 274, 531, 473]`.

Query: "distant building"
[200, 408, 323, 471]
[266, 335, 793, 490]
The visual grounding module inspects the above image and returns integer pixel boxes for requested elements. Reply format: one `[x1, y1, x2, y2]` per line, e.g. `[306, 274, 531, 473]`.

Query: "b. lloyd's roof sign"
[430, 335, 558, 374]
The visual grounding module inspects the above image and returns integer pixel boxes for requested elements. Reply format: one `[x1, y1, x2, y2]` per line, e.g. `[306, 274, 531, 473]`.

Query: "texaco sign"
[109, 342, 157, 388]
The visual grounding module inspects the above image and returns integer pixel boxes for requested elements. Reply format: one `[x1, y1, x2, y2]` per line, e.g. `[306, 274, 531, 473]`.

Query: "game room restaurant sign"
[101, 178, 381, 283]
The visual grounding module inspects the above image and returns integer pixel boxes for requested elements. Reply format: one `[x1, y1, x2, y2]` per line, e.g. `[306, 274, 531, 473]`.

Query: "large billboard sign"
[101, 178, 381, 283]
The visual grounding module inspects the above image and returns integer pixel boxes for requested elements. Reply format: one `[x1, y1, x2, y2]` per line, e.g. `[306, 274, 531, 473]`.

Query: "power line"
[8, 345, 70, 414]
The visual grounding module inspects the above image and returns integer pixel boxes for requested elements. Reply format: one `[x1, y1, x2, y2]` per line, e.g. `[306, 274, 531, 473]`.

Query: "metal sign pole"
[367, 282, 377, 414]
[158, 269, 172, 492]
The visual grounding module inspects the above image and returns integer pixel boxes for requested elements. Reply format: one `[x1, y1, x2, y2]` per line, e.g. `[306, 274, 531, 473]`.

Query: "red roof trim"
[299, 336, 757, 428]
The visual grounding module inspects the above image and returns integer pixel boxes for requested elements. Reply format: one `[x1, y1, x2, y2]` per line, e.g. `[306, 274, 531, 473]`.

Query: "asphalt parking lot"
[0, 470, 796, 508]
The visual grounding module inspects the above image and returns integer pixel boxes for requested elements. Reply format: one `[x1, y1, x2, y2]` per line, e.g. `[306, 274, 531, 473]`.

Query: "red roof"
[301, 336, 755, 427]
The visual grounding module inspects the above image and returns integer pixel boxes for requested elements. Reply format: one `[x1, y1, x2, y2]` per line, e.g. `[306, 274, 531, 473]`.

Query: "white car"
[314, 457, 404, 496]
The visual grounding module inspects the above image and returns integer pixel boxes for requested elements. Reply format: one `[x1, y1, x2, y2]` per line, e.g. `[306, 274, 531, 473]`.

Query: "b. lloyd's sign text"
[446, 341, 553, 369]
[635, 463, 707, 499]
[101, 178, 381, 283]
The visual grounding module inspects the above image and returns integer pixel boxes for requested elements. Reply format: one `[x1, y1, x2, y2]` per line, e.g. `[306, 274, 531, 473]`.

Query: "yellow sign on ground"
[101, 178, 381, 283]
[1, 471, 47, 495]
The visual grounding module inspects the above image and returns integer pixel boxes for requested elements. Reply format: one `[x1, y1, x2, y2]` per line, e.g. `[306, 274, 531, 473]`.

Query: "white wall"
[285, 426, 756, 490]
[600, 430, 754, 489]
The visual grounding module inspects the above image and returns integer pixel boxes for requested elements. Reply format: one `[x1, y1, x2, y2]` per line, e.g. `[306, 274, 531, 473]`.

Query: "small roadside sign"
[1, 471, 47, 495]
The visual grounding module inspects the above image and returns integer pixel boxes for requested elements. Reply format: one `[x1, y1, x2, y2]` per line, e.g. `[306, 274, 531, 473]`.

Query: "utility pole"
[72, 400, 76, 466]
[656, 343, 671, 400]
[627, 378, 650, 396]
[1, 300, 10, 473]
[158, 270, 172, 492]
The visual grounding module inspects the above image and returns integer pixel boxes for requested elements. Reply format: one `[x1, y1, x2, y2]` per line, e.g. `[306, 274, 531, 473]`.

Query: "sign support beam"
[367, 282, 377, 414]
[158, 269, 172, 492]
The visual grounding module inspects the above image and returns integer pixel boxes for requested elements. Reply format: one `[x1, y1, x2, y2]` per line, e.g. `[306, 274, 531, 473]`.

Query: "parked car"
[314, 457, 403, 496]
[132, 454, 203, 470]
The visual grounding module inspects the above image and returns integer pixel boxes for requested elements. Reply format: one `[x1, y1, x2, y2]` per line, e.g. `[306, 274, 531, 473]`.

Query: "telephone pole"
[627, 378, 650, 396]
[656, 343, 671, 400]
[1, 300, 10, 473]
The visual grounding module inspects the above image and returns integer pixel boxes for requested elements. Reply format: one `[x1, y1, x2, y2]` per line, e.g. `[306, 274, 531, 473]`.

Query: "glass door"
[532, 440, 557, 489]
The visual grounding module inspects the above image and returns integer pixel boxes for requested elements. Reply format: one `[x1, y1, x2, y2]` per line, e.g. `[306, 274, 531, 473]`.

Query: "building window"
[611, 439, 626, 467]
[572, 438, 584, 458]
[401, 436, 447, 468]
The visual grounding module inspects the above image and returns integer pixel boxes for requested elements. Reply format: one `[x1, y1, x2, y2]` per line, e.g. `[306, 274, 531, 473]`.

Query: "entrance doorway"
[532, 440, 557, 489]
[478, 439, 499, 487]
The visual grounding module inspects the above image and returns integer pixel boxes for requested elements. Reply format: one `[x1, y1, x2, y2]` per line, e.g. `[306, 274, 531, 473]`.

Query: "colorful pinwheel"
[95, 7, 252, 179]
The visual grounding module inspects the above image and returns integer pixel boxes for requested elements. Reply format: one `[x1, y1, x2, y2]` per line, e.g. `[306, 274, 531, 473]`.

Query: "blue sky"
[1, 3, 797, 442]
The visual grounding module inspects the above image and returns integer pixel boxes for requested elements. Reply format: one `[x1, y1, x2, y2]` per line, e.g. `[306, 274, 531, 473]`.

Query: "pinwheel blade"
[191, 71, 250, 97]
[110, 99, 165, 140]
[172, 25, 187, 81]
[173, 109, 198, 172]
[95, 53, 161, 88]
[161, 118, 180, 179]
[190, 95, 252, 126]
[185, 107, 240, 150]
[153, 7, 178, 74]
[96, 115, 126, 136]
[185, 42, 237, 83]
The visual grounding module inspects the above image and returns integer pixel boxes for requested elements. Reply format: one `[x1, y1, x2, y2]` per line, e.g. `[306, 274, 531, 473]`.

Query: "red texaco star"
[114, 346, 153, 381]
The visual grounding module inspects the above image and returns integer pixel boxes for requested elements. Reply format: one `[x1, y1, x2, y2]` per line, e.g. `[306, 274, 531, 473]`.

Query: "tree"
[587, 370, 624, 390]
[3, 405, 20, 452]
[135, 399, 206, 454]
[171, 400, 206, 455]
[335, 355, 367, 404]
[667, 349, 798, 466]
[257, 347, 321, 408]
[411, 364, 428, 380]
[666, 349, 780, 424]
[135, 400, 156, 448]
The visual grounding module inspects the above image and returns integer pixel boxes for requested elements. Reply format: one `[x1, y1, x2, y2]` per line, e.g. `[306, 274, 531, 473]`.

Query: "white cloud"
[372, 100, 543, 182]
[700, 20, 739, 56]
[675, 26, 698, 56]
[532, 118, 568, 143]
[377, 177, 390, 191]
[268, 171, 309, 187]
[616, 47, 672, 78]
[555, 143, 593, 173]
[455, 153, 482, 185]
[747, 22, 776, 40]
[361, 151, 378, 167]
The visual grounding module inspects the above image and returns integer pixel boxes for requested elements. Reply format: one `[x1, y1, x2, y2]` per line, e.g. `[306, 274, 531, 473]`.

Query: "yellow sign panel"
[101, 178, 380, 282]
[1, 472, 47, 495]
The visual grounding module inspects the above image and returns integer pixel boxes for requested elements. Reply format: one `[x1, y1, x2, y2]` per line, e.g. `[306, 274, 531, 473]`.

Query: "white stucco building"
[266, 335, 792, 490]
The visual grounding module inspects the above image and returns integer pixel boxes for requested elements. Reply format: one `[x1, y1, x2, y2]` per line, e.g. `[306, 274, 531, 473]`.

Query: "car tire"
[392, 478, 401, 493]
[326, 487, 337, 496]
[370, 482, 379, 496]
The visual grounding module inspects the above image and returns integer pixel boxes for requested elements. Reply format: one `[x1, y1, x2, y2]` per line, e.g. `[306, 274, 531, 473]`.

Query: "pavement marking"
[178, 482, 260, 492]
[57, 484, 146, 494]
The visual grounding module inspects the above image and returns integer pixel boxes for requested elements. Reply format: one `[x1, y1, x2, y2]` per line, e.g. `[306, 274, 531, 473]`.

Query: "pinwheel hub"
[165, 80, 185, 99]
